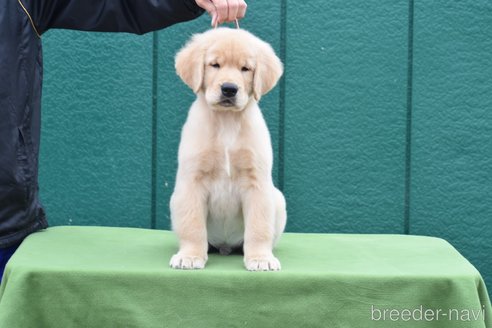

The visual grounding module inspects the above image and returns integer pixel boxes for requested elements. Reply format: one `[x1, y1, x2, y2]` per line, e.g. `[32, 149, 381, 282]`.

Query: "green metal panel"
[410, 0, 492, 297]
[283, 0, 409, 233]
[40, 31, 154, 228]
[155, 1, 283, 230]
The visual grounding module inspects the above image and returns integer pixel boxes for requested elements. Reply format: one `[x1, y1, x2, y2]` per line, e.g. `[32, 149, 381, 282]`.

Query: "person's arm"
[29, 0, 205, 35]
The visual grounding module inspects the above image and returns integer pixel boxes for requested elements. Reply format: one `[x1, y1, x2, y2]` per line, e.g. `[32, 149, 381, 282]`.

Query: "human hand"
[195, 0, 247, 27]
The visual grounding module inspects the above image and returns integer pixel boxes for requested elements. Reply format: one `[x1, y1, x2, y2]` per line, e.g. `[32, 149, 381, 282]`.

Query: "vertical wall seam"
[151, 32, 159, 229]
[278, 0, 287, 191]
[404, 0, 415, 235]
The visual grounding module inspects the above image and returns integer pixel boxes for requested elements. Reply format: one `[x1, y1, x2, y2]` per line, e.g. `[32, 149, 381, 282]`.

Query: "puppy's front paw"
[170, 253, 207, 270]
[244, 255, 281, 271]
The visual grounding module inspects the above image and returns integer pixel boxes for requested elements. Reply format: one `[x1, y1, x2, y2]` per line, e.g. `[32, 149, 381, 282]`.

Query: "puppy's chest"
[198, 145, 256, 182]
[197, 122, 257, 183]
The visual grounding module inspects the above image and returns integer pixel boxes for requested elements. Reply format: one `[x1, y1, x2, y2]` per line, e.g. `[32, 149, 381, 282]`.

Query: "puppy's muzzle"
[218, 82, 239, 107]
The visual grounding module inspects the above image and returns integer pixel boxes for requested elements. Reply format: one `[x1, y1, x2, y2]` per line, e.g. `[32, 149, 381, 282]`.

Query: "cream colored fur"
[169, 28, 286, 271]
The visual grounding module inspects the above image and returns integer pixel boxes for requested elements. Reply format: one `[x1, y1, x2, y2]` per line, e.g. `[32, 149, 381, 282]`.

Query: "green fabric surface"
[0, 226, 490, 328]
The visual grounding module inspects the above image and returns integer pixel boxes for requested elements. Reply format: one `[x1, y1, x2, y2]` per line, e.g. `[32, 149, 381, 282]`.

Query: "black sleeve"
[30, 0, 205, 35]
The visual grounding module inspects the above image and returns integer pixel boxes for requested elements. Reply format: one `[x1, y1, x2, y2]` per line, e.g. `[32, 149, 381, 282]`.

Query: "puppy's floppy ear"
[175, 34, 205, 93]
[253, 42, 284, 101]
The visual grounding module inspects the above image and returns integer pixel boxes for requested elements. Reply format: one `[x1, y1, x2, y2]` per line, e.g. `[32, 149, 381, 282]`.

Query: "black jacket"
[0, 0, 204, 247]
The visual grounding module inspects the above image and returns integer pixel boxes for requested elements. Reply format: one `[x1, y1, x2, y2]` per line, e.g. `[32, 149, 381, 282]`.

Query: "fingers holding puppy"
[195, 0, 247, 26]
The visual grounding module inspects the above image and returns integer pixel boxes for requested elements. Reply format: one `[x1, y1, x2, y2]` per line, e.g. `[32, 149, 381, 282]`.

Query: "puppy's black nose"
[221, 83, 238, 98]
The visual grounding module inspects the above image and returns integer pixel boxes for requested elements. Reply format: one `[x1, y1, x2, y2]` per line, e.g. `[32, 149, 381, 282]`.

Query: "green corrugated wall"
[39, 0, 492, 296]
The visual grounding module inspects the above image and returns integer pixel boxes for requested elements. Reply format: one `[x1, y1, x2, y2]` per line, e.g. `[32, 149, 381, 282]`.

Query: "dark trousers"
[0, 243, 21, 283]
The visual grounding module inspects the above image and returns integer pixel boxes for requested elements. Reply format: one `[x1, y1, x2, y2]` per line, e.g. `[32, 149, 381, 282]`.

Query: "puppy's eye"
[211, 63, 220, 68]
[241, 66, 250, 72]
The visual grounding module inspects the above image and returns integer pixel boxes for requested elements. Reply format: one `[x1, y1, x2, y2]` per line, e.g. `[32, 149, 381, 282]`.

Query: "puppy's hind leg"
[169, 183, 208, 269]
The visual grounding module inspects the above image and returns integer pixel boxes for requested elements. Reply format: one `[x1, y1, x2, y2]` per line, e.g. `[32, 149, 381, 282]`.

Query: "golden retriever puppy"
[169, 28, 286, 271]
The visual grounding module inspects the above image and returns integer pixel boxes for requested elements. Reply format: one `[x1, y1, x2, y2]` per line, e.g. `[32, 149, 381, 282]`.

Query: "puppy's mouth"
[218, 98, 236, 107]
[206, 92, 246, 112]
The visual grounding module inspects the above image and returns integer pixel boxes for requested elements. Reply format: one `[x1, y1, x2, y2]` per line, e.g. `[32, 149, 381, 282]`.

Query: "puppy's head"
[175, 28, 283, 111]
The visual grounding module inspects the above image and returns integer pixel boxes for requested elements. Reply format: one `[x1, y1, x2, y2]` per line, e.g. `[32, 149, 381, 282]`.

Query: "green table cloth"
[0, 226, 490, 328]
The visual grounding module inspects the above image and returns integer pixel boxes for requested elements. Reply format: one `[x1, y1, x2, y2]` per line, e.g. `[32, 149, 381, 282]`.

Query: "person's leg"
[0, 243, 21, 283]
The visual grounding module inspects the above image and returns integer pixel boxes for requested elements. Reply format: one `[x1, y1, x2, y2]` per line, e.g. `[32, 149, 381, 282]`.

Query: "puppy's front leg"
[242, 188, 281, 271]
[169, 183, 208, 269]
